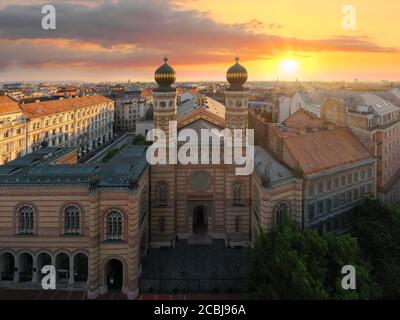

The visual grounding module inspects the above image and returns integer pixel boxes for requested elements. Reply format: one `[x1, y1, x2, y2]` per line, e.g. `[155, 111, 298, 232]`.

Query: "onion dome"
[154, 56, 176, 88]
[226, 56, 248, 90]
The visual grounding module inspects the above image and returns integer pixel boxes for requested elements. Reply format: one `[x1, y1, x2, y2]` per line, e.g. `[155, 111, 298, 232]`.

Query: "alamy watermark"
[342, 5, 356, 30]
[146, 122, 255, 176]
[341, 265, 356, 290]
[41, 5, 56, 30]
[41, 265, 56, 290]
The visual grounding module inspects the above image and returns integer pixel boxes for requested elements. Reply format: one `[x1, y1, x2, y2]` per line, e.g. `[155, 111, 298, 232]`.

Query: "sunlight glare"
[280, 59, 299, 76]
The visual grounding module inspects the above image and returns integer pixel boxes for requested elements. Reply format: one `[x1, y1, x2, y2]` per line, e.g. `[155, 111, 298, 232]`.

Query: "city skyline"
[0, 0, 399, 82]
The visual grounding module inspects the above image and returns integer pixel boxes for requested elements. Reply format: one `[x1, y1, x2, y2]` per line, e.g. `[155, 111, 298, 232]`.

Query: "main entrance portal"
[106, 259, 123, 291]
[193, 206, 207, 235]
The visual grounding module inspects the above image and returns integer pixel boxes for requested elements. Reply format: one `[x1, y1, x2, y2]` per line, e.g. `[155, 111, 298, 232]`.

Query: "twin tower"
[152, 56, 250, 141]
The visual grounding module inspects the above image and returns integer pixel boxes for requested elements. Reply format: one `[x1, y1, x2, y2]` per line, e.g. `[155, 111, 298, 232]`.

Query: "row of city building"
[0, 57, 399, 299]
[0, 81, 158, 165]
[249, 88, 400, 204]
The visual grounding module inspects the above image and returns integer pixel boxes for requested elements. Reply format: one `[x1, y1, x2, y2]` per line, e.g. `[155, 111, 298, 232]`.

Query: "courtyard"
[140, 240, 248, 294]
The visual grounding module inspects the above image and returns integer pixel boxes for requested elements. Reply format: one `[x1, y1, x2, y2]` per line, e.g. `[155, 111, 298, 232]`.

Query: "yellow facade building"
[0, 95, 115, 164]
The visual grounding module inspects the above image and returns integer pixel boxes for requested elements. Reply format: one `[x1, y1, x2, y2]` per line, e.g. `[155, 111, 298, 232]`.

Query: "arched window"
[18, 205, 35, 234]
[158, 182, 167, 205]
[106, 209, 123, 241]
[275, 201, 291, 226]
[233, 182, 243, 206]
[64, 205, 81, 234]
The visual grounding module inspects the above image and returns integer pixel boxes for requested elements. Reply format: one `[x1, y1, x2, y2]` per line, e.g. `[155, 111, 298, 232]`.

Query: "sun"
[280, 59, 299, 76]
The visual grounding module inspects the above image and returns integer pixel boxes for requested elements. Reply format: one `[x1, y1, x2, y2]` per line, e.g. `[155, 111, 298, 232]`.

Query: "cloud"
[0, 0, 397, 75]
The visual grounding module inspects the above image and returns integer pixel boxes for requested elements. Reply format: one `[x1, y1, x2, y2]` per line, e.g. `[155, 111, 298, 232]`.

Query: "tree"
[132, 134, 145, 145]
[101, 148, 120, 163]
[247, 217, 376, 299]
[352, 198, 400, 299]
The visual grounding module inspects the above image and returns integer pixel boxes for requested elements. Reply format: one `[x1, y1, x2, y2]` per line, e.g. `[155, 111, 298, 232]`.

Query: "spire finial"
[163, 54, 168, 63]
[234, 55, 240, 63]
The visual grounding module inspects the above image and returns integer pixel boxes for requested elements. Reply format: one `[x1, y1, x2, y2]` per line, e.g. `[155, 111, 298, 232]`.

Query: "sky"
[0, 0, 399, 82]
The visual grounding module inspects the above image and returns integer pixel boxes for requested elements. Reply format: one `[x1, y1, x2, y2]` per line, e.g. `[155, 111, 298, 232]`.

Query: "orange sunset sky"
[0, 0, 399, 82]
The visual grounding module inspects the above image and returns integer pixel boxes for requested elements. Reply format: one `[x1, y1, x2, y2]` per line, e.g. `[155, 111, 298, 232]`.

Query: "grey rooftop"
[0, 145, 148, 188]
[254, 146, 294, 186]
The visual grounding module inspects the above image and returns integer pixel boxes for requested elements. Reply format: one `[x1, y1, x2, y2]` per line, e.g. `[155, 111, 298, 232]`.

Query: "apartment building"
[321, 92, 400, 202]
[250, 108, 377, 234]
[0, 96, 27, 165]
[281, 127, 376, 233]
[290, 91, 324, 118]
[111, 88, 148, 133]
[0, 95, 115, 161]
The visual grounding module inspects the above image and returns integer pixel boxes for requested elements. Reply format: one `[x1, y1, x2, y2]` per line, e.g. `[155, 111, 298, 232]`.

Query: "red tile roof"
[0, 96, 16, 104]
[285, 127, 373, 175]
[284, 108, 330, 131]
[141, 88, 153, 97]
[0, 95, 22, 115]
[21, 95, 113, 118]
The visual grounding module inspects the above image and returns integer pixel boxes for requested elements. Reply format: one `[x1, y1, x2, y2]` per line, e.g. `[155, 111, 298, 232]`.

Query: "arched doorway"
[193, 206, 207, 235]
[106, 259, 123, 291]
[0, 253, 15, 281]
[55, 253, 70, 284]
[74, 253, 88, 282]
[37, 253, 52, 281]
[18, 253, 33, 282]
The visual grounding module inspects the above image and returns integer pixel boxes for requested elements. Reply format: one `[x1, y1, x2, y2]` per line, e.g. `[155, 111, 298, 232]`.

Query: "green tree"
[247, 217, 376, 299]
[352, 198, 400, 299]
[132, 134, 145, 145]
[101, 148, 120, 163]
